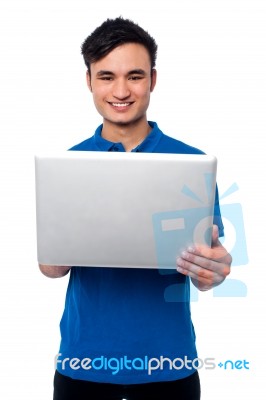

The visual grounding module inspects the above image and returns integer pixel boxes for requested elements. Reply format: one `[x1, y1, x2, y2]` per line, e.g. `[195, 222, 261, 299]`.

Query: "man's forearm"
[39, 264, 71, 278]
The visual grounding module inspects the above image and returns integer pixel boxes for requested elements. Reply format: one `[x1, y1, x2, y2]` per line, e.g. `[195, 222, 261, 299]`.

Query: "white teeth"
[111, 103, 130, 107]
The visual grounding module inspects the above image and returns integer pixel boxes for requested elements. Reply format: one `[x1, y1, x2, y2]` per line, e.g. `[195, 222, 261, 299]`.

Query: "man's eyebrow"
[128, 69, 146, 75]
[96, 70, 114, 77]
[96, 69, 147, 77]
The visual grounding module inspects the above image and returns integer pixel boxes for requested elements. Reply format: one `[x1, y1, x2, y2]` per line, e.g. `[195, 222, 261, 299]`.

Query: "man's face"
[87, 43, 156, 128]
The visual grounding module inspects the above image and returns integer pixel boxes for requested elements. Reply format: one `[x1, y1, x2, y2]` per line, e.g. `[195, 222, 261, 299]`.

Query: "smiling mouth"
[108, 102, 134, 108]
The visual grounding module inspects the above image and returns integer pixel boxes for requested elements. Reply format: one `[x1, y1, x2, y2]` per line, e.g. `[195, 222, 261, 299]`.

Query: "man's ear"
[86, 71, 93, 92]
[150, 68, 157, 92]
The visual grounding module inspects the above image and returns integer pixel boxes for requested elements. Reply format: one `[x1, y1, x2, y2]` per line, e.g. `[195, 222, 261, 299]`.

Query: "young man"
[40, 17, 232, 400]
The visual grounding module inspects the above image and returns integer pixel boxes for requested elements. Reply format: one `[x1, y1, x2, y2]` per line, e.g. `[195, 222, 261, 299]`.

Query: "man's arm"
[39, 264, 72, 278]
[176, 225, 232, 291]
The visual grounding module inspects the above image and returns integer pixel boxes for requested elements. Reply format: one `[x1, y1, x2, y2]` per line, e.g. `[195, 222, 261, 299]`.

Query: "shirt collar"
[93, 121, 163, 152]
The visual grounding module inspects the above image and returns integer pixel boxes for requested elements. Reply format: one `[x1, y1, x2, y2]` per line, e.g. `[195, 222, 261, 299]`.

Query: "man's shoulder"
[69, 135, 96, 151]
[156, 131, 205, 155]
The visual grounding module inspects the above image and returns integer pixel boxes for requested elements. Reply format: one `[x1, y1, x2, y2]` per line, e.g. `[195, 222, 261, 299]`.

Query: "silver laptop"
[35, 151, 217, 269]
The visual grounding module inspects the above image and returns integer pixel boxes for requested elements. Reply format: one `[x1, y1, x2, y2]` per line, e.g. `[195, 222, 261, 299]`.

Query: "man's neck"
[101, 119, 152, 152]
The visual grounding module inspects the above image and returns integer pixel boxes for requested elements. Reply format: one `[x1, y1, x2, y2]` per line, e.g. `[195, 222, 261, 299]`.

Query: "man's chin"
[105, 116, 144, 128]
[114, 121, 133, 127]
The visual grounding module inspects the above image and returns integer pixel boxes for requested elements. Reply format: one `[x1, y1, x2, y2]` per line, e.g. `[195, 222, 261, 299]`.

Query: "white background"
[0, 0, 265, 398]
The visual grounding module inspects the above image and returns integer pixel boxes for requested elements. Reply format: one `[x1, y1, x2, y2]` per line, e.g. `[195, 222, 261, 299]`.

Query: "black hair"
[81, 17, 157, 74]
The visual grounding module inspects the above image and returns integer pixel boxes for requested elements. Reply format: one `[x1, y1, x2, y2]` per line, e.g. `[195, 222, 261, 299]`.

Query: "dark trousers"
[53, 370, 201, 400]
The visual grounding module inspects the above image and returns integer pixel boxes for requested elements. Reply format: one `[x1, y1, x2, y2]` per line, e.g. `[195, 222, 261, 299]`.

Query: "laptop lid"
[35, 151, 217, 269]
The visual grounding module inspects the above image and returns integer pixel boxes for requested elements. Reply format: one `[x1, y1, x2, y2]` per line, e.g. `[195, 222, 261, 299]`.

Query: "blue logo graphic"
[214, 183, 248, 298]
[219, 183, 248, 267]
[153, 206, 214, 271]
[152, 179, 248, 302]
[217, 359, 250, 370]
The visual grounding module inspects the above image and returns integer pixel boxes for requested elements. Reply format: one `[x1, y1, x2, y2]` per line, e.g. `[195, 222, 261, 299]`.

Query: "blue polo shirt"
[56, 121, 223, 384]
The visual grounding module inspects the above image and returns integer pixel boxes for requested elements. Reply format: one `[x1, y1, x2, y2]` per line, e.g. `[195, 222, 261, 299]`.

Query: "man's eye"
[99, 77, 113, 81]
[129, 76, 142, 81]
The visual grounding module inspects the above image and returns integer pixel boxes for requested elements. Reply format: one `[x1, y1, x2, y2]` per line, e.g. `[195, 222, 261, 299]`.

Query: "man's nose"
[112, 79, 131, 99]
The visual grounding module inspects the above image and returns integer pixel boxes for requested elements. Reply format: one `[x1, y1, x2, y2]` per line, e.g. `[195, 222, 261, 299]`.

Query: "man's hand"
[176, 225, 232, 291]
[39, 264, 71, 278]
